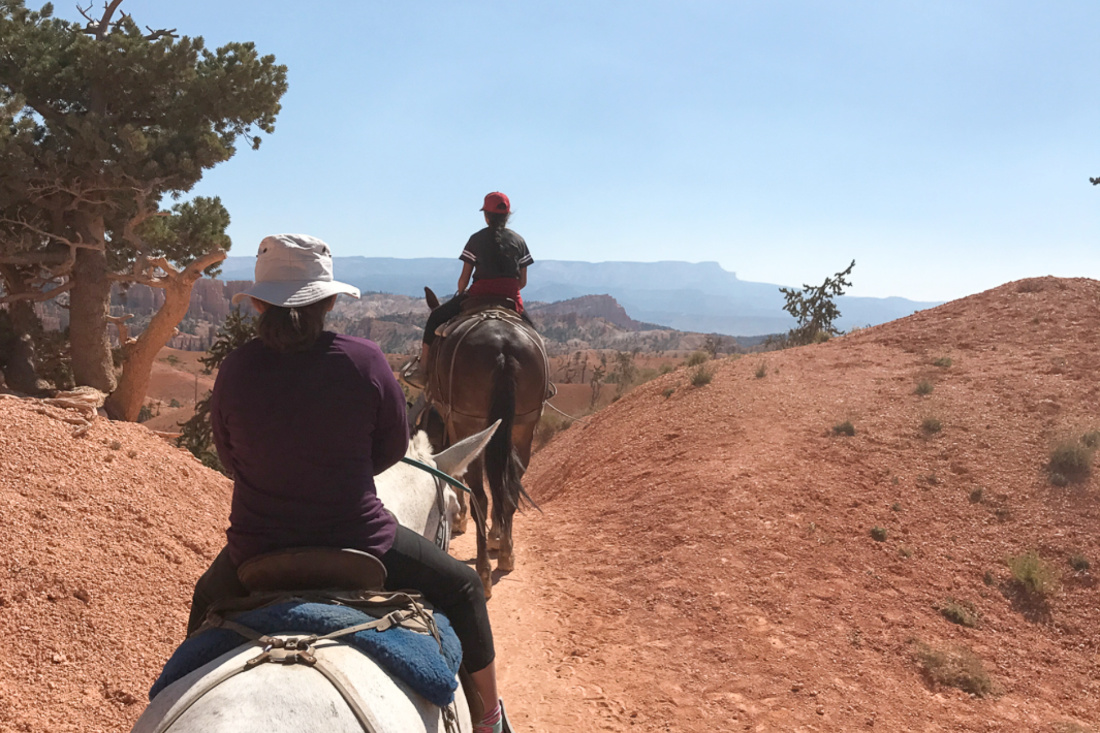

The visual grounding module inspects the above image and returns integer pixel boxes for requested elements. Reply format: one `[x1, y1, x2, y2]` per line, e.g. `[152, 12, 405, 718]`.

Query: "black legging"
[187, 525, 495, 672]
[423, 295, 466, 345]
[423, 294, 533, 346]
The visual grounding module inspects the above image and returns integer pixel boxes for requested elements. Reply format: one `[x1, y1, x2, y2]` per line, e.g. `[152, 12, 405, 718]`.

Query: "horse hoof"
[497, 554, 515, 572]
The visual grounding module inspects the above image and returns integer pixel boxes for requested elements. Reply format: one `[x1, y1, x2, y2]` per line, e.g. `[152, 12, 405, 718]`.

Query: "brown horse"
[419, 288, 548, 598]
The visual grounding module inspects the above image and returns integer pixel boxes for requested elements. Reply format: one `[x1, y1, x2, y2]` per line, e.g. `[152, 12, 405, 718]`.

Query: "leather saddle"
[236, 547, 387, 593]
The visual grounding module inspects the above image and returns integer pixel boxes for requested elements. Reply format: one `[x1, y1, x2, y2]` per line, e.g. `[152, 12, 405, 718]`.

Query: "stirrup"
[400, 356, 427, 389]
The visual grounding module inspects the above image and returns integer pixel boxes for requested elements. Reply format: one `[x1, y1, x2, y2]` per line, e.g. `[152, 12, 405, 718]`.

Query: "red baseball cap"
[480, 191, 510, 214]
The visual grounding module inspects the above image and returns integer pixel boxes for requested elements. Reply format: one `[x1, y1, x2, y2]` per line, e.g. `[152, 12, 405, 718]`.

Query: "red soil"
[1, 276, 1098, 732]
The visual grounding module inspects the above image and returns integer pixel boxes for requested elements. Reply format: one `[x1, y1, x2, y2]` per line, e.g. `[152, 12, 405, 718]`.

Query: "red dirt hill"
[520, 275, 1100, 731]
[0, 276, 1097, 732]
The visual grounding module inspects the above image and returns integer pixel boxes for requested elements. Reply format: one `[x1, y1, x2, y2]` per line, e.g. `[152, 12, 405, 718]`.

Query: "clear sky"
[74, 1, 1100, 301]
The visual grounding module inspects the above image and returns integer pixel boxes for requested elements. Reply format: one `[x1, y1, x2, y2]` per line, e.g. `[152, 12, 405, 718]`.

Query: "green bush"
[1069, 554, 1090, 572]
[937, 598, 979, 628]
[870, 526, 887, 542]
[689, 364, 713, 387]
[913, 642, 994, 697]
[1007, 551, 1059, 598]
[686, 350, 709, 367]
[932, 357, 952, 368]
[1049, 440, 1093, 484]
[833, 421, 855, 436]
[921, 417, 942, 435]
[755, 363, 767, 379]
[914, 380, 933, 396]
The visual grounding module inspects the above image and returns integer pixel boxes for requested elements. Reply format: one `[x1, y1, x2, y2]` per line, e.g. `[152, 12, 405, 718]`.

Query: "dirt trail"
[2, 276, 1099, 732]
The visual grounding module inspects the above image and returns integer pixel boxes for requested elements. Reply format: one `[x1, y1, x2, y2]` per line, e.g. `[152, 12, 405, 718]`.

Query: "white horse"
[130, 424, 499, 733]
[375, 423, 499, 551]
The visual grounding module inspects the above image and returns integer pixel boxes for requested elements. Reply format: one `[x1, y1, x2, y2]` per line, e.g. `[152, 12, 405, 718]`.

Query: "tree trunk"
[0, 266, 50, 394]
[105, 251, 225, 421]
[69, 247, 117, 393]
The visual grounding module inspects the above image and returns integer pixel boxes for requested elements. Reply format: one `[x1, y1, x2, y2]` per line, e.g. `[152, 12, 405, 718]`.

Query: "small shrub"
[169, 398, 182, 409]
[1082, 430, 1100, 449]
[921, 417, 943, 435]
[870, 526, 888, 542]
[833, 421, 855, 436]
[932, 357, 952, 368]
[137, 404, 154, 423]
[1050, 472, 1069, 487]
[914, 380, 933, 396]
[689, 364, 713, 387]
[534, 412, 574, 450]
[914, 642, 994, 697]
[921, 472, 941, 486]
[658, 363, 674, 375]
[937, 598, 980, 628]
[661, 386, 675, 399]
[754, 363, 767, 379]
[983, 571, 995, 586]
[1049, 440, 1093, 484]
[1069, 554, 1090, 572]
[890, 502, 902, 512]
[1007, 551, 1059, 598]
[164, 354, 180, 366]
[686, 351, 709, 367]
[968, 488, 984, 504]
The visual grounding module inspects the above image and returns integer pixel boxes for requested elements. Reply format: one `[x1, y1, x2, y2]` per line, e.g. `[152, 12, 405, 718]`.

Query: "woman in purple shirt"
[187, 234, 512, 733]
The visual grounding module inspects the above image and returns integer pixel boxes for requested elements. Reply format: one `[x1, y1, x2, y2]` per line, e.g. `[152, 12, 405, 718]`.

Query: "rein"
[400, 457, 474, 495]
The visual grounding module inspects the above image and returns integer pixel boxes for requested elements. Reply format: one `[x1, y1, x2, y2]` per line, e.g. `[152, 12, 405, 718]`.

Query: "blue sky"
[83, 1, 1100, 301]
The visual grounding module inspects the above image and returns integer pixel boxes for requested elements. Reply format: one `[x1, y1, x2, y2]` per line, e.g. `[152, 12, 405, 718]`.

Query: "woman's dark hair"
[485, 211, 520, 265]
[256, 295, 336, 353]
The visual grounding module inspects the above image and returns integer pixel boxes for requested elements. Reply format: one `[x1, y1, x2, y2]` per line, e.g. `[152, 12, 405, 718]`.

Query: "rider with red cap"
[404, 191, 533, 387]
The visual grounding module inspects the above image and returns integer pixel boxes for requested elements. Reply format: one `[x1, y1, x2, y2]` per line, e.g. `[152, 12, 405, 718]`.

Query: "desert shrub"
[913, 642, 994, 697]
[870, 526, 887, 542]
[1082, 430, 1100, 449]
[534, 411, 574, 450]
[921, 417, 942, 435]
[658, 363, 674, 375]
[833, 421, 855, 436]
[686, 350, 709, 367]
[755, 363, 767, 379]
[1007, 551, 1059, 598]
[932, 357, 952, 368]
[137, 404, 154, 423]
[689, 364, 713, 387]
[969, 488, 984, 503]
[1069, 554, 1090, 572]
[937, 598, 979, 628]
[915, 380, 933, 395]
[661, 387, 675, 399]
[169, 398, 182, 409]
[1049, 440, 1093, 483]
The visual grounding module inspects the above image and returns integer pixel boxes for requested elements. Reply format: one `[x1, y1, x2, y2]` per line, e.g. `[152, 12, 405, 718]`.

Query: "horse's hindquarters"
[133, 639, 470, 733]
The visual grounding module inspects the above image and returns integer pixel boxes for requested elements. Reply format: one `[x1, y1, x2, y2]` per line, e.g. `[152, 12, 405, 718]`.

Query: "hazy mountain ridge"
[219, 257, 940, 336]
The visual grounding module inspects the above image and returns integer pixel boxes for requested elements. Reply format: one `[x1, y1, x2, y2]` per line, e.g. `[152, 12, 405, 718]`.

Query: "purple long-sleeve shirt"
[210, 332, 408, 566]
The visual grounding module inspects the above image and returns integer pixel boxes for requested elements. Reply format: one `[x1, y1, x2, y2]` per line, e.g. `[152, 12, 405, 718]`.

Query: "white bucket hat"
[231, 234, 360, 308]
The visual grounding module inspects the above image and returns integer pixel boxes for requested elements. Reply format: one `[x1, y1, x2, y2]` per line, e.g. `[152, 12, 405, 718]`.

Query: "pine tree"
[778, 260, 856, 346]
[0, 1, 287, 417]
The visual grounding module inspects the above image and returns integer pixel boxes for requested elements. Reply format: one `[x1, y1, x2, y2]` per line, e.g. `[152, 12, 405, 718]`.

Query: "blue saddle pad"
[149, 601, 462, 707]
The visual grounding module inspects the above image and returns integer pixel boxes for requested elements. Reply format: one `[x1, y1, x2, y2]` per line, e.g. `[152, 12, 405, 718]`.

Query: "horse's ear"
[424, 287, 440, 311]
[432, 420, 501, 478]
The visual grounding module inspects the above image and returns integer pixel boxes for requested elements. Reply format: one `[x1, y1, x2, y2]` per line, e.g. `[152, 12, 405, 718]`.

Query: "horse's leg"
[454, 489, 469, 536]
[497, 424, 535, 573]
[466, 456, 493, 599]
[487, 519, 501, 551]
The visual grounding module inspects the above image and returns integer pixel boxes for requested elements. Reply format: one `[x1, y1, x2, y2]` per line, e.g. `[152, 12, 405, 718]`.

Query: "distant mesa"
[218, 257, 940, 337]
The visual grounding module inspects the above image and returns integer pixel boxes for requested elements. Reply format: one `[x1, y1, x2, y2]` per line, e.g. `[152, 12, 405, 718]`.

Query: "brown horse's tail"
[486, 354, 539, 523]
